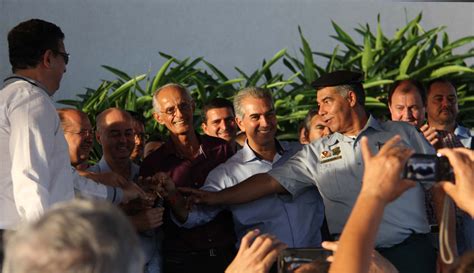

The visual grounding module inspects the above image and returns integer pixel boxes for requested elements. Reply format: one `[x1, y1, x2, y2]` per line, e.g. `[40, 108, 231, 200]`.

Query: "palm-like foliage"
[284, 13, 474, 120]
[59, 13, 474, 161]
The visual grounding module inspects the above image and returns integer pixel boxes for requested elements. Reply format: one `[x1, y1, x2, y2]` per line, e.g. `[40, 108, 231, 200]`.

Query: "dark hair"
[8, 19, 64, 72]
[303, 108, 319, 132]
[126, 110, 146, 126]
[426, 78, 456, 98]
[388, 79, 426, 106]
[201, 97, 235, 123]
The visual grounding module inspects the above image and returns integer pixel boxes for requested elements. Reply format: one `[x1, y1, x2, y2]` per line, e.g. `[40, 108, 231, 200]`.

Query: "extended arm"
[180, 173, 288, 206]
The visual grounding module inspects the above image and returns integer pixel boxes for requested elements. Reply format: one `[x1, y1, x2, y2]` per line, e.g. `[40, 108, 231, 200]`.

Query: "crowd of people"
[0, 18, 473, 273]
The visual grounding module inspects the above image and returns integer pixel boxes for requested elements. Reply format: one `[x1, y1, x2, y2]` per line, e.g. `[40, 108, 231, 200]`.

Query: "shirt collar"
[455, 124, 472, 138]
[97, 156, 139, 181]
[241, 138, 287, 163]
[327, 114, 380, 145]
[4, 74, 51, 97]
[161, 132, 207, 159]
[362, 115, 383, 132]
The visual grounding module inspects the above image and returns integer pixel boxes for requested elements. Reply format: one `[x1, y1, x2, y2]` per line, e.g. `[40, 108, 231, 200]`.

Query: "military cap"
[311, 70, 364, 88]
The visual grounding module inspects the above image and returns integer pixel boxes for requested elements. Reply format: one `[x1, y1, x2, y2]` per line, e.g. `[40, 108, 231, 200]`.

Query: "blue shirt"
[455, 124, 474, 149]
[88, 158, 160, 265]
[269, 116, 435, 247]
[179, 140, 325, 248]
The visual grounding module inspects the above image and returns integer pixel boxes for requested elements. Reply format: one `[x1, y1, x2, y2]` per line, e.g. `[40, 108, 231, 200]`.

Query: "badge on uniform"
[320, 146, 342, 163]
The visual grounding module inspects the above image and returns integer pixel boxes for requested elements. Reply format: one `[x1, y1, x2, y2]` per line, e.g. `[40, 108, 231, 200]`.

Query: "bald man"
[88, 108, 164, 273]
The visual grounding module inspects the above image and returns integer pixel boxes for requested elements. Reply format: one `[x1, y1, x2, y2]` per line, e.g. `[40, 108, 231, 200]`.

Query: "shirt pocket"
[316, 159, 351, 200]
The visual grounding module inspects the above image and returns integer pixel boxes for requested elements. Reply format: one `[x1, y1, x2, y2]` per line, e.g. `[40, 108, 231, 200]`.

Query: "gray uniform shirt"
[269, 115, 435, 247]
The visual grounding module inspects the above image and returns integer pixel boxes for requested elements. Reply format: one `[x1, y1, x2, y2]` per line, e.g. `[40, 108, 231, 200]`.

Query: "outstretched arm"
[179, 173, 288, 206]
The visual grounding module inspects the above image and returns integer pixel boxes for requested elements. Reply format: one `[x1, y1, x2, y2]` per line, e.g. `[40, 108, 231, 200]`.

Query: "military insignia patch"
[320, 146, 342, 163]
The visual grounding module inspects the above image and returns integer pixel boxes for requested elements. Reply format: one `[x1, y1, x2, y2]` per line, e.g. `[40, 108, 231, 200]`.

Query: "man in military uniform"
[181, 71, 441, 273]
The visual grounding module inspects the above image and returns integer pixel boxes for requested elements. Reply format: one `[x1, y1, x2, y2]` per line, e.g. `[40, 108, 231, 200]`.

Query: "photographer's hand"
[225, 229, 287, 273]
[329, 135, 414, 273]
[321, 241, 398, 273]
[437, 148, 474, 217]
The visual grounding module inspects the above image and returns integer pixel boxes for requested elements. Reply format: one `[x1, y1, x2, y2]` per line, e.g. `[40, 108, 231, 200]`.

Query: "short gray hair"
[233, 87, 274, 119]
[317, 83, 365, 106]
[2, 199, 144, 273]
[152, 83, 192, 113]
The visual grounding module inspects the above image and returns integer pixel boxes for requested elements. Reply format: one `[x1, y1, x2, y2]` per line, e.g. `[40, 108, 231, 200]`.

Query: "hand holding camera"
[436, 147, 474, 217]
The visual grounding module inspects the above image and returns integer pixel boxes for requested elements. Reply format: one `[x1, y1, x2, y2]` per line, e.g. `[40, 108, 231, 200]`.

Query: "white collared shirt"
[0, 77, 106, 229]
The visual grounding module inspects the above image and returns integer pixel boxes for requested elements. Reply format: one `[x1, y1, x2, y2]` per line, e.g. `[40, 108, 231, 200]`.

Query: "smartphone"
[402, 153, 453, 182]
[278, 248, 331, 273]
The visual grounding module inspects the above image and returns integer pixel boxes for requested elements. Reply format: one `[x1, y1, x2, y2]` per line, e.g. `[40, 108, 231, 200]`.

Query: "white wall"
[1, 0, 473, 103]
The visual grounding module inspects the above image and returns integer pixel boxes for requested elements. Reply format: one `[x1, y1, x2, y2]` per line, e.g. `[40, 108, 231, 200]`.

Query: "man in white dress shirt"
[0, 19, 143, 263]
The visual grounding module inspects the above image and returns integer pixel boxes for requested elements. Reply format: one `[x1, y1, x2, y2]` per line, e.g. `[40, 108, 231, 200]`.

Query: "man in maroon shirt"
[140, 83, 236, 273]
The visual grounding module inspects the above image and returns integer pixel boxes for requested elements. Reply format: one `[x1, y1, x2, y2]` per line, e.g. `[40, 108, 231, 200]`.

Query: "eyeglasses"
[53, 50, 70, 65]
[64, 129, 94, 137]
[160, 102, 192, 116]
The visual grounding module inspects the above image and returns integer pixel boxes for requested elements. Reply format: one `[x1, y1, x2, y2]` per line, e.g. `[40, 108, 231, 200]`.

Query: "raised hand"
[420, 124, 439, 147]
[321, 241, 398, 273]
[225, 229, 287, 273]
[122, 182, 146, 204]
[437, 147, 474, 217]
[130, 207, 164, 231]
[360, 135, 416, 204]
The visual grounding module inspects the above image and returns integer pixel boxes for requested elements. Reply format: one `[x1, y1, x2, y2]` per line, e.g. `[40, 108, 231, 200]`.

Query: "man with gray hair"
[140, 83, 236, 273]
[2, 199, 144, 273]
[162, 86, 325, 250]
[181, 71, 444, 273]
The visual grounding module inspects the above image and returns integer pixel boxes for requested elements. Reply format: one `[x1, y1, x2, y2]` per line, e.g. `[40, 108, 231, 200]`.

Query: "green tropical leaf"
[441, 36, 474, 53]
[248, 49, 287, 86]
[102, 65, 131, 81]
[108, 74, 146, 102]
[429, 65, 474, 79]
[331, 21, 357, 48]
[375, 14, 384, 50]
[394, 12, 422, 41]
[298, 26, 316, 84]
[150, 57, 174, 93]
[363, 80, 394, 89]
[398, 45, 419, 77]
[362, 33, 373, 76]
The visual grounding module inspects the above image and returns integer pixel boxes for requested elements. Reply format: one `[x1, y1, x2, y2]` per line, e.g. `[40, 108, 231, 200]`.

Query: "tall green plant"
[59, 12, 474, 158]
[286, 13, 474, 121]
